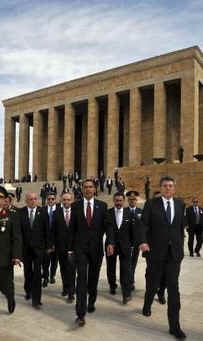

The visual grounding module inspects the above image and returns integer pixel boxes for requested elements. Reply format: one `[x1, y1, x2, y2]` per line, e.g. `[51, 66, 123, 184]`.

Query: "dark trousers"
[188, 225, 203, 254]
[76, 251, 103, 318]
[144, 247, 181, 329]
[58, 253, 76, 296]
[42, 251, 58, 280]
[23, 248, 43, 305]
[0, 266, 14, 300]
[106, 245, 131, 298]
[129, 247, 139, 287]
[107, 186, 112, 195]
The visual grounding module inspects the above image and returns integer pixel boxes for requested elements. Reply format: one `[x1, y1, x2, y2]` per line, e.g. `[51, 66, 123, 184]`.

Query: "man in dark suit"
[52, 192, 76, 303]
[106, 176, 113, 195]
[139, 176, 186, 339]
[126, 191, 142, 292]
[186, 197, 203, 257]
[41, 192, 58, 287]
[19, 192, 50, 309]
[106, 192, 141, 304]
[68, 179, 107, 327]
[0, 186, 22, 314]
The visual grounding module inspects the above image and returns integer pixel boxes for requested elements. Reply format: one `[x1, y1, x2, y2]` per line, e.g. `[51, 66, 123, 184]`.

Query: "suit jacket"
[68, 199, 107, 256]
[0, 209, 22, 267]
[186, 205, 203, 229]
[106, 207, 141, 256]
[139, 197, 185, 262]
[19, 206, 49, 256]
[52, 206, 73, 254]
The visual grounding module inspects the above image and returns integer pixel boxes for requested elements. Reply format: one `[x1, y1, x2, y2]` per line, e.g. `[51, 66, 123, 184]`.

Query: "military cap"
[126, 190, 140, 198]
[0, 186, 8, 198]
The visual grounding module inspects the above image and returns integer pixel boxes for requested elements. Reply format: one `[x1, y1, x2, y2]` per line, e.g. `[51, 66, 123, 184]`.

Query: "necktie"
[166, 201, 171, 224]
[116, 209, 122, 229]
[30, 209, 34, 228]
[195, 207, 200, 224]
[86, 202, 92, 225]
[49, 206, 53, 227]
[65, 209, 70, 226]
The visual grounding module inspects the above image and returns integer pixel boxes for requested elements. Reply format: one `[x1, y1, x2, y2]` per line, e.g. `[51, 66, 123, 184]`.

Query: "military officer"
[0, 186, 22, 314]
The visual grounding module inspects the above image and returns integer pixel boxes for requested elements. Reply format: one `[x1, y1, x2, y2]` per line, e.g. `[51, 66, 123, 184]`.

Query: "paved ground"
[0, 243, 203, 341]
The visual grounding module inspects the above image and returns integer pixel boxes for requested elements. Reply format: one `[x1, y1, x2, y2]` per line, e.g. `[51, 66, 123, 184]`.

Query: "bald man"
[19, 192, 50, 309]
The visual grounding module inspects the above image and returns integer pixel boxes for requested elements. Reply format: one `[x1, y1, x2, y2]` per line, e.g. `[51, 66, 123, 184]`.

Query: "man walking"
[139, 176, 186, 339]
[68, 179, 107, 326]
[186, 197, 203, 257]
[106, 192, 141, 304]
[0, 186, 22, 314]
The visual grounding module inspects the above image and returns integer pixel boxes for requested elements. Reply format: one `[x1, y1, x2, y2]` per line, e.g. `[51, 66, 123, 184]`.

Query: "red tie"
[86, 202, 92, 225]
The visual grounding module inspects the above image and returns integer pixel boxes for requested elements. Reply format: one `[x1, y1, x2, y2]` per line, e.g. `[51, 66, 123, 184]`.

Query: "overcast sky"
[1, 0, 203, 177]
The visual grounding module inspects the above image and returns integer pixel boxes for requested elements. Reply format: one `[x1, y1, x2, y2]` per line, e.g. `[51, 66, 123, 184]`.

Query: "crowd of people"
[1, 175, 203, 340]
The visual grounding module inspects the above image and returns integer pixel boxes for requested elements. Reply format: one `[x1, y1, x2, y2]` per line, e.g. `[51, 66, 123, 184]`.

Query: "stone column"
[33, 110, 43, 180]
[86, 97, 99, 177]
[4, 114, 15, 181]
[47, 106, 58, 181]
[129, 87, 142, 166]
[181, 73, 199, 161]
[153, 82, 167, 161]
[19, 114, 29, 180]
[64, 103, 75, 174]
[81, 112, 87, 178]
[106, 93, 119, 177]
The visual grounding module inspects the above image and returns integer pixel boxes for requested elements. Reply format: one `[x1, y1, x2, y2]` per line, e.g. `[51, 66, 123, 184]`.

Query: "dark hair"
[46, 192, 56, 198]
[159, 176, 175, 186]
[113, 192, 125, 199]
[83, 179, 95, 187]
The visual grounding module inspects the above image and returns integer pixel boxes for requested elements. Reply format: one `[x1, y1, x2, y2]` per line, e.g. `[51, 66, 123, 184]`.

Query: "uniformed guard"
[0, 186, 22, 314]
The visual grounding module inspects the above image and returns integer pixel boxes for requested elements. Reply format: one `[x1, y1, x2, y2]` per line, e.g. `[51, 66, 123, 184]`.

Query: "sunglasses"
[47, 198, 55, 201]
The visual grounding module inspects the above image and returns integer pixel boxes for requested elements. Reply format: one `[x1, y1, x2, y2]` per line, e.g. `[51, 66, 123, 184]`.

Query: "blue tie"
[166, 201, 171, 224]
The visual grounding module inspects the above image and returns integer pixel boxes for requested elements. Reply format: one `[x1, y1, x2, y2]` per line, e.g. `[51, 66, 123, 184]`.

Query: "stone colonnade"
[4, 77, 202, 181]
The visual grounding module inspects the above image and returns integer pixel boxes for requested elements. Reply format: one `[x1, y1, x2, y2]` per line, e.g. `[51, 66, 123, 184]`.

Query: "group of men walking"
[1, 176, 203, 339]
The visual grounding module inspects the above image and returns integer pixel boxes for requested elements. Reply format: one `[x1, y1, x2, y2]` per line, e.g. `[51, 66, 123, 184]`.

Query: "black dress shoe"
[189, 252, 194, 257]
[196, 252, 201, 257]
[110, 288, 116, 295]
[157, 292, 166, 304]
[42, 279, 48, 288]
[25, 293, 32, 300]
[50, 277, 56, 284]
[88, 304, 96, 313]
[75, 317, 85, 327]
[142, 305, 151, 316]
[122, 296, 132, 305]
[8, 297, 16, 314]
[67, 295, 75, 304]
[131, 285, 135, 291]
[32, 303, 41, 310]
[169, 325, 186, 339]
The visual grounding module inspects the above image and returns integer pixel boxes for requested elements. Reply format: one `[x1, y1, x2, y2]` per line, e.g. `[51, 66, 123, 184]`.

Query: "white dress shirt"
[27, 206, 37, 219]
[114, 207, 123, 229]
[47, 204, 56, 214]
[62, 206, 71, 220]
[84, 197, 94, 217]
[162, 196, 175, 224]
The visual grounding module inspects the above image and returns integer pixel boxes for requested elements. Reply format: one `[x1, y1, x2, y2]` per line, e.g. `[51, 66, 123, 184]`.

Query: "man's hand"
[107, 244, 114, 256]
[139, 243, 150, 253]
[12, 258, 21, 267]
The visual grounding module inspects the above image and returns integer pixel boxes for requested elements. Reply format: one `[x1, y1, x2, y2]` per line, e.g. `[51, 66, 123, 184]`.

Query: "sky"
[1, 0, 203, 177]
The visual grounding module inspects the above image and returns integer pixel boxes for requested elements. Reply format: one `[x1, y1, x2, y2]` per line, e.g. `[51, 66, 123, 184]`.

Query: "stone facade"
[2, 46, 203, 182]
